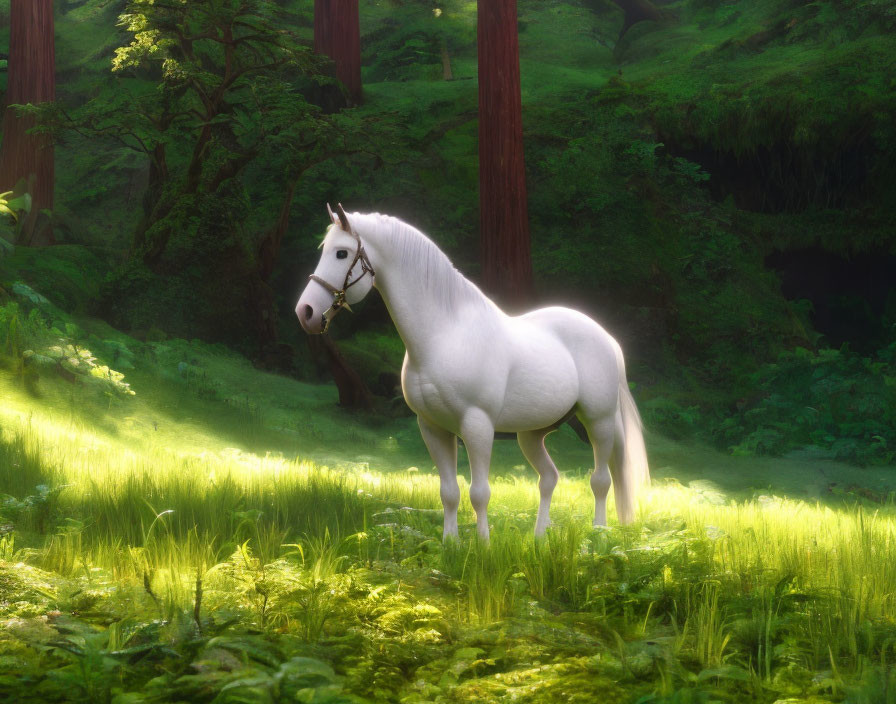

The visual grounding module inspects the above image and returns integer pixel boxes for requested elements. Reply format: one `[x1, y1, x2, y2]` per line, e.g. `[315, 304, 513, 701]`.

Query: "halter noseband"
[308, 204, 375, 334]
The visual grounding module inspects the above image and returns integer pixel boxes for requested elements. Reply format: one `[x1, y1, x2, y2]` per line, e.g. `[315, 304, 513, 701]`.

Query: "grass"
[2, 346, 896, 701]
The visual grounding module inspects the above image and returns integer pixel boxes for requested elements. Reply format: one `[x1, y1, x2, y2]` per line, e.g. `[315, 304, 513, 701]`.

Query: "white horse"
[296, 205, 649, 540]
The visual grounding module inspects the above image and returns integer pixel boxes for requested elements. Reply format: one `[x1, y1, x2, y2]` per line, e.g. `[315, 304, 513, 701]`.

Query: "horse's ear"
[336, 203, 352, 234]
[327, 203, 339, 226]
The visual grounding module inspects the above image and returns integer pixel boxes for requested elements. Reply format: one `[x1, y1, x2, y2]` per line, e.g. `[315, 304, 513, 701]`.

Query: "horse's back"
[517, 306, 620, 360]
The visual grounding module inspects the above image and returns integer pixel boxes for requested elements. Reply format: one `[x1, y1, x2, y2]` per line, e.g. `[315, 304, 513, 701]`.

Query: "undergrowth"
[1, 415, 896, 703]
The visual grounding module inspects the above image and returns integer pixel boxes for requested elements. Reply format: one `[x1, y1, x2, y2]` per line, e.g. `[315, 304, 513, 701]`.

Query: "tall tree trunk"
[314, 0, 362, 106]
[307, 335, 374, 410]
[441, 40, 453, 81]
[257, 181, 297, 282]
[477, 0, 533, 308]
[0, 0, 55, 246]
[134, 143, 168, 252]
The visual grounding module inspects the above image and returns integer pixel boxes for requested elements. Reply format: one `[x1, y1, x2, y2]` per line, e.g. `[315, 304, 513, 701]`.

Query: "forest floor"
[2, 301, 896, 703]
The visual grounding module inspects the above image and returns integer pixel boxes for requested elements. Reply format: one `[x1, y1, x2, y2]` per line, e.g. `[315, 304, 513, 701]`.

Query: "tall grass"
[2, 415, 896, 686]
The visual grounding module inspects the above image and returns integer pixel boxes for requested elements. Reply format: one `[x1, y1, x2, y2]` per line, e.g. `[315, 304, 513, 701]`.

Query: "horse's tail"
[616, 349, 650, 519]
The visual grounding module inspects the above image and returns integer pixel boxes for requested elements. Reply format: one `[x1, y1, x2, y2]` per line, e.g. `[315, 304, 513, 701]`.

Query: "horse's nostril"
[303, 305, 313, 321]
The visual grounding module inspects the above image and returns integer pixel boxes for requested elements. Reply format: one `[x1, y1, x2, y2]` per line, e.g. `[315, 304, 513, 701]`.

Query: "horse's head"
[295, 204, 376, 334]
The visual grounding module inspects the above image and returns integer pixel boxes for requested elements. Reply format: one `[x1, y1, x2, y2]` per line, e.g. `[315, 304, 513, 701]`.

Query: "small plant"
[671, 157, 711, 183]
[0, 187, 31, 249]
[0, 530, 15, 560]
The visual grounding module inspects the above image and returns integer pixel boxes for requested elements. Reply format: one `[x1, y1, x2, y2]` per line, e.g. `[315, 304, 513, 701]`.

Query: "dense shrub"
[714, 343, 896, 464]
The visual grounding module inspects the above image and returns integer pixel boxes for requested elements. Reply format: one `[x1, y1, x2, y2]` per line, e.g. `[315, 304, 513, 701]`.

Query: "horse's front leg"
[460, 408, 495, 540]
[418, 415, 460, 539]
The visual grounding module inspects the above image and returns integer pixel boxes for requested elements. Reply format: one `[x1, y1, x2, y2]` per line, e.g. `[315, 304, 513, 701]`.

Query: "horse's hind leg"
[418, 415, 460, 539]
[518, 429, 559, 536]
[582, 414, 621, 527]
[583, 407, 637, 526]
[609, 412, 635, 523]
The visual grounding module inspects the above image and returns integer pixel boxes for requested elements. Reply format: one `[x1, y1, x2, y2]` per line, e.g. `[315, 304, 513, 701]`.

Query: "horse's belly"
[401, 326, 582, 434]
[494, 351, 579, 431]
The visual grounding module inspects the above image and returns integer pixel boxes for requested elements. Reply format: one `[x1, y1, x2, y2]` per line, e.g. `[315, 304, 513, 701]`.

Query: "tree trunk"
[134, 143, 169, 252]
[314, 0, 363, 106]
[308, 335, 374, 410]
[0, 0, 55, 246]
[441, 40, 453, 81]
[257, 182, 297, 282]
[477, 0, 533, 308]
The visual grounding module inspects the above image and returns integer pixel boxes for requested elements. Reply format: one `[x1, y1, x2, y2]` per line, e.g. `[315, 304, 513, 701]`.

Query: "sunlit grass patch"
[2, 381, 896, 701]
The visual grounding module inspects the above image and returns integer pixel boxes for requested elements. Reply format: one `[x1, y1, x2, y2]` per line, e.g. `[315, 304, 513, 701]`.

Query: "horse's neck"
[362, 218, 497, 360]
[376, 273, 438, 360]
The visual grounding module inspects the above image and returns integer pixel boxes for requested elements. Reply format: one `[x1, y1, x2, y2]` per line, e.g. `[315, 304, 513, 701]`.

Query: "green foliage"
[43, 0, 348, 346]
[0, 286, 136, 399]
[0, 189, 30, 250]
[0, 193, 30, 220]
[671, 157, 711, 184]
[363, 0, 476, 82]
[642, 397, 702, 440]
[529, 88, 794, 385]
[35, 0, 896, 420]
[718, 344, 896, 464]
[0, 245, 105, 315]
[7, 423, 896, 703]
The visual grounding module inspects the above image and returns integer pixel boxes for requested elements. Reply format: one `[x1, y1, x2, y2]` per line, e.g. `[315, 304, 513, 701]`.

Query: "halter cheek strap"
[308, 217, 375, 334]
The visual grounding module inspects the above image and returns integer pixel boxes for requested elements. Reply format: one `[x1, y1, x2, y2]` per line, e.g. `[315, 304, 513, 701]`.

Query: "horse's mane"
[352, 212, 494, 313]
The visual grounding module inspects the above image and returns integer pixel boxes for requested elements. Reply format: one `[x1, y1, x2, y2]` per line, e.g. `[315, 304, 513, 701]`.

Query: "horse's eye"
[336, 250, 348, 259]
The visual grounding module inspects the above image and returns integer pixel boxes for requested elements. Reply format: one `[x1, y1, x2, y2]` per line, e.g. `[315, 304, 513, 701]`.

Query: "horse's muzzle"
[297, 303, 324, 334]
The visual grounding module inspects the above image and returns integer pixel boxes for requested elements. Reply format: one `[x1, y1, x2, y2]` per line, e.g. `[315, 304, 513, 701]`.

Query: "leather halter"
[308, 214, 375, 334]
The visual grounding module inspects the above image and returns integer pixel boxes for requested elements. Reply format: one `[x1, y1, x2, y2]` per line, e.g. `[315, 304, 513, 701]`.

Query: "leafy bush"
[642, 396, 702, 440]
[0, 293, 137, 398]
[715, 343, 896, 464]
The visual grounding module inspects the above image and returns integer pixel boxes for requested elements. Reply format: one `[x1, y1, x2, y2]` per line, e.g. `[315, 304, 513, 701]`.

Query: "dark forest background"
[1, 0, 894, 465]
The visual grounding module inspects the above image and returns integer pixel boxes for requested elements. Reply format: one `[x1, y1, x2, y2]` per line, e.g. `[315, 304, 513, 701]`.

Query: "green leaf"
[6, 193, 31, 214]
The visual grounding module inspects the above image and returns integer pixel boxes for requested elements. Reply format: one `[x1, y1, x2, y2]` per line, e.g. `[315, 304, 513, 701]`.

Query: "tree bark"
[0, 0, 55, 246]
[257, 181, 297, 282]
[441, 40, 453, 81]
[477, 0, 533, 308]
[314, 0, 363, 106]
[308, 335, 374, 410]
